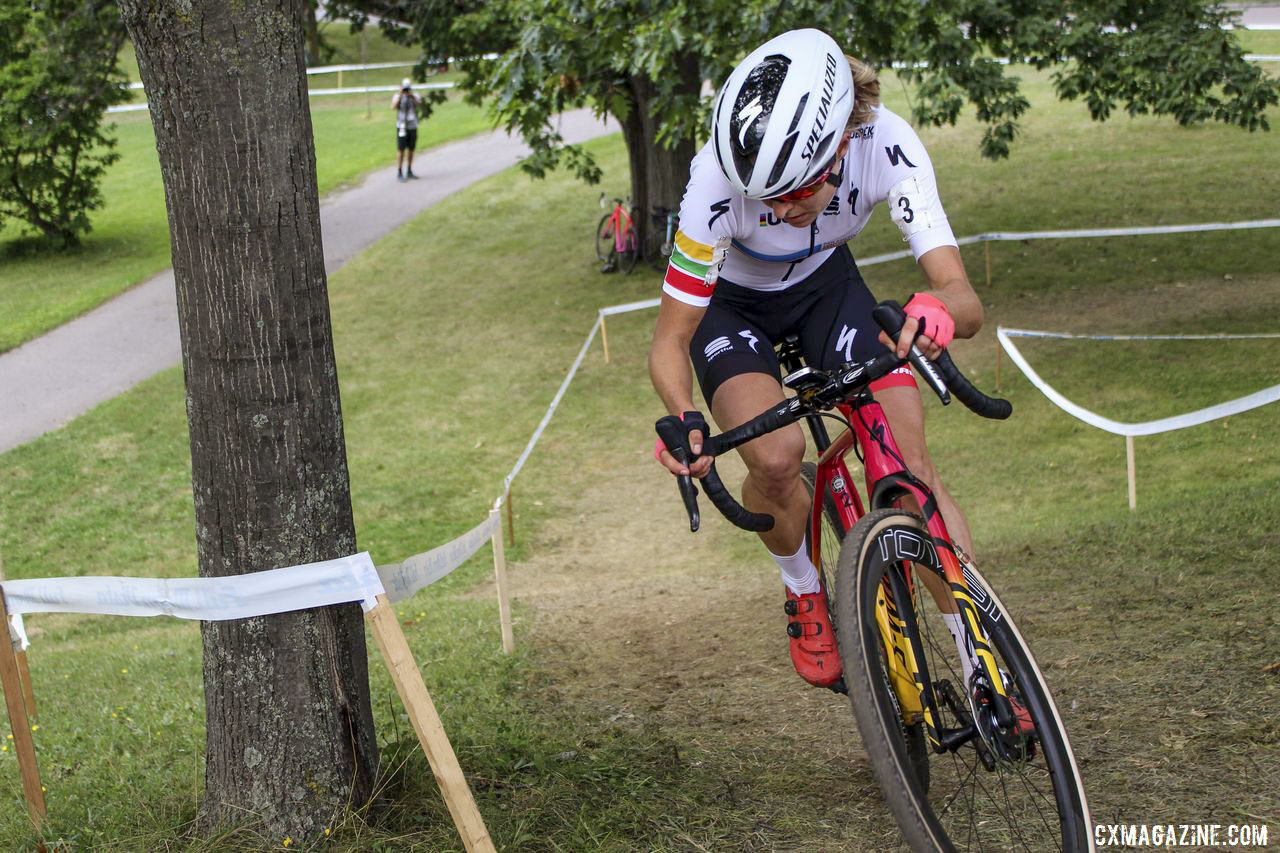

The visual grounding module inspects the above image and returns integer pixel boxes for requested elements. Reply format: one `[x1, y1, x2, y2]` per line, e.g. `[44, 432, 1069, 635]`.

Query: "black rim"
[855, 516, 1087, 852]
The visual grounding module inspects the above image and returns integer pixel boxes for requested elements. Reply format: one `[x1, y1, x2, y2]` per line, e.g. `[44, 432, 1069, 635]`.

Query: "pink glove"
[904, 292, 955, 349]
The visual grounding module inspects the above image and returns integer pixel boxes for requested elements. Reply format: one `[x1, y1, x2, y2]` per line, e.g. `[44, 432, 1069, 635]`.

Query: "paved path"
[0, 109, 618, 454]
[1230, 3, 1280, 26]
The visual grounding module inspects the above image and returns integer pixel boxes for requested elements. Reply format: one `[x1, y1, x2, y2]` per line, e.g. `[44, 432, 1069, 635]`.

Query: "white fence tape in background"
[996, 327, 1280, 437]
[7, 613, 28, 651]
[378, 514, 500, 603]
[8, 212, 1279, 637]
[1, 553, 384, 649]
[1, 553, 383, 620]
[498, 314, 603, 501]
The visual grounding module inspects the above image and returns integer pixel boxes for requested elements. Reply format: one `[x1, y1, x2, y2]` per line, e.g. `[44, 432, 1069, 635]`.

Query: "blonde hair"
[846, 56, 881, 129]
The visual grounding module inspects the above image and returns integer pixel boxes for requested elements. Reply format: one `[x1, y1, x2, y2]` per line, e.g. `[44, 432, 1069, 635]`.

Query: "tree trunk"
[117, 0, 378, 841]
[302, 0, 324, 65]
[622, 53, 700, 257]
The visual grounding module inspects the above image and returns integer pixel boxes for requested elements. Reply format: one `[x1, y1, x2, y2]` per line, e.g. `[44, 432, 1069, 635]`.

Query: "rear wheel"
[595, 212, 614, 262]
[835, 509, 1092, 852]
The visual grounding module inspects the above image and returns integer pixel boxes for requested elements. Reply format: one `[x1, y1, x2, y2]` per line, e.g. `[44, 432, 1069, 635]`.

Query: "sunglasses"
[768, 161, 839, 203]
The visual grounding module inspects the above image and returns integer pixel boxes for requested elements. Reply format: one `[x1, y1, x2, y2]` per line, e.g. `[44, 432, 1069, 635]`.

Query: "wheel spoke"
[837, 511, 1088, 852]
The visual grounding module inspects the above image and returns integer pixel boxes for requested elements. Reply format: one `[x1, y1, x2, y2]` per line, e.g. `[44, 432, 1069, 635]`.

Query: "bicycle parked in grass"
[656, 301, 1093, 852]
[645, 207, 680, 271]
[594, 194, 639, 274]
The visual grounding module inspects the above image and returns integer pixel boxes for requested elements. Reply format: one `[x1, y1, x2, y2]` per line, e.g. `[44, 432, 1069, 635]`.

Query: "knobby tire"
[595, 213, 614, 262]
[834, 509, 1092, 852]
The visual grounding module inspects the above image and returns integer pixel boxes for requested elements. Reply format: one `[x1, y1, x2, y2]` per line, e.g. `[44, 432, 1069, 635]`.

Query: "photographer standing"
[392, 78, 422, 182]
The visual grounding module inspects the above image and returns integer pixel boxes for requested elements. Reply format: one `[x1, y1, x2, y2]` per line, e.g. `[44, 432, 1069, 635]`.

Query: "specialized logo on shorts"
[704, 336, 733, 361]
[739, 329, 760, 352]
[836, 324, 857, 361]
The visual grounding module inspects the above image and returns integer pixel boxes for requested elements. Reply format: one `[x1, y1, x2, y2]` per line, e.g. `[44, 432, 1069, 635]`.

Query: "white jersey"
[662, 105, 957, 307]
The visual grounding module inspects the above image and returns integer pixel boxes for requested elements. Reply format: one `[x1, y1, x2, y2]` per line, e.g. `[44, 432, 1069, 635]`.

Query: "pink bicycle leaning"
[594, 194, 639, 274]
[656, 301, 1092, 852]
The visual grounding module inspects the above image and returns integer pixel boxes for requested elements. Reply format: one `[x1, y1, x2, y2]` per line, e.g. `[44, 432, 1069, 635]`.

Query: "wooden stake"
[0, 590, 45, 832]
[0, 558, 36, 720]
[1126, 435, 1137, 511]
[365, 594, 495, 853]
[983, 241, 992, 288]
[489, 510, 515, 654]
[504, 488, 515, 547]
[995, 338, 1003, 392]
[600, 314, 611, 363]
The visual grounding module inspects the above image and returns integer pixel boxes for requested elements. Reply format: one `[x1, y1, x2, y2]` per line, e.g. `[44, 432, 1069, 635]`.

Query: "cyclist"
[650, 29, 985, 690]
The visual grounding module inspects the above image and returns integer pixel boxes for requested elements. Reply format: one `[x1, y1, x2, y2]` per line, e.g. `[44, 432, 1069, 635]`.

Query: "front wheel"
[595, 212, 614, 262]
[834, 509, 1093, 852]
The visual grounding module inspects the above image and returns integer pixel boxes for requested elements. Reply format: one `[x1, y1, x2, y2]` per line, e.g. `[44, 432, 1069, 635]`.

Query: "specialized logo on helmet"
[800, 53, 840, 162]
[736, 97, 765, 147]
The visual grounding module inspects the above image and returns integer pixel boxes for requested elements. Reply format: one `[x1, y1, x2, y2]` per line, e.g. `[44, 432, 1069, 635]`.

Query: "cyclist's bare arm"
[649, 294, 714, 478]
[881, 245, 984, 360]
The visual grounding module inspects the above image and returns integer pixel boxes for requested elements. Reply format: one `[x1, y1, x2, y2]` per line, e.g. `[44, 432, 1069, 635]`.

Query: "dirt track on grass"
[482, 271, 1280, 849]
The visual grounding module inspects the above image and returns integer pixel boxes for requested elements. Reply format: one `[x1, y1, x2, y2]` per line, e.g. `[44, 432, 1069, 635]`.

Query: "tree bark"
[116, 0, 378, 840]
[621, 53, 699, 257]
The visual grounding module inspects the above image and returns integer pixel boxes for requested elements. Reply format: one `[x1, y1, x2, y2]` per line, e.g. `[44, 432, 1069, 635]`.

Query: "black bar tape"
[655, 415, 702, 532]
[933, 352, 1013, 420]
[702, 466, 775, 532]
[702, 403, 795, 457]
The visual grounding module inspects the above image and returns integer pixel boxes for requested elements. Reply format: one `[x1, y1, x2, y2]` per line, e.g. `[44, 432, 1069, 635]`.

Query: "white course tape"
[499, 314, 603, 500]
[0, 552, 384, 620]
[7, 612, 28, 652]
[600, 298, 660, 316]
[1002, 329, 1280, 342]
[377, 513, 500, 603]
[997, 327, 1280, 437]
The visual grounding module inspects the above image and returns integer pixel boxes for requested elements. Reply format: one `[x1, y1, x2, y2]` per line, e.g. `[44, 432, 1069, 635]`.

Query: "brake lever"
[667, 446, 701, 532]
[655, 416, 701, 532]
[871, 301, 951, 405]
[906, 342, 951, 405]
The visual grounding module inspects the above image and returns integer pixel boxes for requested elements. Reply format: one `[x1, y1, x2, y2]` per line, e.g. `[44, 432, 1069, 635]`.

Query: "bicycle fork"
[877, 546, 1021, 759]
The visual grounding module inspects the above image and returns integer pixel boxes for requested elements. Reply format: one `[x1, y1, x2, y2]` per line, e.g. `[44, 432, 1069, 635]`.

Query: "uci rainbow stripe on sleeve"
[662, 230, 717, 307]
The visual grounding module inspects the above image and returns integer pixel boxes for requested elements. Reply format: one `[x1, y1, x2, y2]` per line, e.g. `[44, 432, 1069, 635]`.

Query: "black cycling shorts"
[689, 244, 915, 407]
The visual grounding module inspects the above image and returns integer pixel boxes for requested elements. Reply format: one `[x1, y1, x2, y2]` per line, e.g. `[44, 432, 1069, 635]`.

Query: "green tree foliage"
[339, 0, 1276, 220]
[0, 0, 128, 247]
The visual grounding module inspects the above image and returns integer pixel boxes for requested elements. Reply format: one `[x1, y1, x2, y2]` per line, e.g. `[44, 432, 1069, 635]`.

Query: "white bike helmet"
[712, 29, 854, 199]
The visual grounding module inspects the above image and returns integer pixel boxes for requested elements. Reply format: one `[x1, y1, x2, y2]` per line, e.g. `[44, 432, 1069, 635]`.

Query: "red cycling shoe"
[784, 588, 843, 687]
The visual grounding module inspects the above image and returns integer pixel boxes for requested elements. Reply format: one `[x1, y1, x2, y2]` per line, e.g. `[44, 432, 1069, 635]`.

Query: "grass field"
[0, 58, 1277, 850]
[0, 32, 487, 355]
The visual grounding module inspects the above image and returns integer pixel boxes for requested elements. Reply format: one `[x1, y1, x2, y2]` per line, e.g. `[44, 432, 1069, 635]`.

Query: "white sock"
[942, 611, 977, 686]
[771, 540, 821, 596]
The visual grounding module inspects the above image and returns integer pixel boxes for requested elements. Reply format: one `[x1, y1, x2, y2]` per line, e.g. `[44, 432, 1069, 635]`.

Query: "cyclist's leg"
[688, 303, 806, 557]
[708, 372, 809, 557]
[874, 384, 974, 558]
